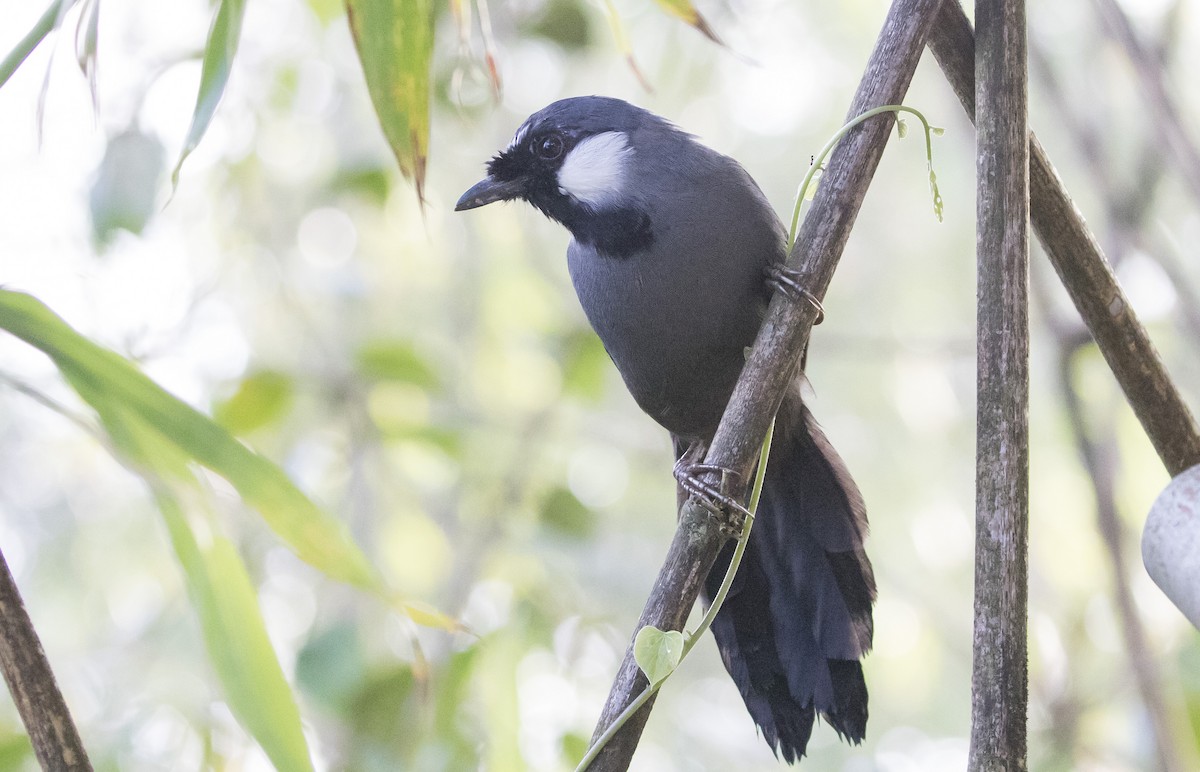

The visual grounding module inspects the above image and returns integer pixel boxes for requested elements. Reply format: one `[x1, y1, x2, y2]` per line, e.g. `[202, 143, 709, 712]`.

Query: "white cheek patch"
[557, 131, 632, 208]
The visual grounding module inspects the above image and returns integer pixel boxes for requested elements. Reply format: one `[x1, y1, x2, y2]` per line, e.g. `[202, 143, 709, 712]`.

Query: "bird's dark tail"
[686, 390, 876, 763]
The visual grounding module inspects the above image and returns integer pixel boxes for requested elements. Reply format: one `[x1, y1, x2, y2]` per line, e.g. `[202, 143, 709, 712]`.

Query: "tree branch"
[928, 1, 1200, 476]
[1090, 0, 1200, 211]
[0, 547, 92, 770]
[583, 0, 947, 768]
[1056, 334, 1186, 772]
[971, 0, 1030, 768]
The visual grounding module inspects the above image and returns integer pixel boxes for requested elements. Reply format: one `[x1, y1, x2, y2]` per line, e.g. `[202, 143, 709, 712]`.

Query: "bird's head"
[456, 96, 667, 257]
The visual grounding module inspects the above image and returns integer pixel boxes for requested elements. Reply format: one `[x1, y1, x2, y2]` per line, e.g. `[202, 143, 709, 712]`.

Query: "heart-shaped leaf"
[633, 626, 685, 686]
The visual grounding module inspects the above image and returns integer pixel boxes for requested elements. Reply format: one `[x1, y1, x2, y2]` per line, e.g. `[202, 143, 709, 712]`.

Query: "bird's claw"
[673, 459, 752, 534]
[766, 264, 825, 325]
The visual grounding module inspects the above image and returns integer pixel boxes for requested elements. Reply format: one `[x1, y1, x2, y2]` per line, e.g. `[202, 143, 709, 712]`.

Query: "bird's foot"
[766, 264, 825, 325]
[673, 458, 752, 535]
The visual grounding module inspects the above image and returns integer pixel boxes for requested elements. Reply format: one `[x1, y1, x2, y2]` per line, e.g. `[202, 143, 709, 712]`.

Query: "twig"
[1152, 228, 1200, 350]
[0, 549, 92, 770]
[971, 0, 1030, 768]
[583, 0, 947, 767]
[1090, 0, 1200, 212]
[927, 1, 1200, 477]
[1056, 335, 1185, 772]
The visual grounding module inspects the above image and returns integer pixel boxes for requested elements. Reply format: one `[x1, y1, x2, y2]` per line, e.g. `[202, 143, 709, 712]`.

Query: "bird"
[456, 96, 876, 762]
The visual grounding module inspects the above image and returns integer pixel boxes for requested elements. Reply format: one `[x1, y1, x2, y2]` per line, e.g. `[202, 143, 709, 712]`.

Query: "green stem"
[576, 420, 776, 772]
[788, 104, 941, 244]
[575, 679, 659, 772]
[0, 0, 77, 90]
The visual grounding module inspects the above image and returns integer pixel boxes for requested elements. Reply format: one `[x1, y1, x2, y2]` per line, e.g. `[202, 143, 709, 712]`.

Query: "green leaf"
[347, 0, 435, 203]
[345, 664, 418, 749]
[651, 0, 723, 45]
[90, 129, 166, 246]
[295, 623, 368, 713]
[0, 290, 378, 590]
[431, 647, 479, 757]
[308, 0, 343, 25]
[600, 0, 651, 92]
[331, 165, 392, 204]
[171, 0, 247, 187]
[74, 0, 100, 109]
[214, 370, 295, 434]
[0, 731, 33, 769]
[1179, 638, 1200, 748]
[356, 340, 439, 389]
[527, 0, 592, 50]
[540, 486, 594, 538]
[157, 491, 314, 772]
[633, 625, 684, 686]
[560, 733, 589, 766]
[0, 0, 77, 90]
[399, 600, 464, 632]
[803, 167, 822, 202]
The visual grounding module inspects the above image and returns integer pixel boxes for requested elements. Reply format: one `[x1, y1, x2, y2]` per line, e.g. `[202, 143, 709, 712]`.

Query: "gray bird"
[456, 96, 876, 762]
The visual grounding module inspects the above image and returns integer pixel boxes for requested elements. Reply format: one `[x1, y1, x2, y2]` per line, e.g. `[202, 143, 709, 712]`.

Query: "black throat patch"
[531, 194, 654, 259]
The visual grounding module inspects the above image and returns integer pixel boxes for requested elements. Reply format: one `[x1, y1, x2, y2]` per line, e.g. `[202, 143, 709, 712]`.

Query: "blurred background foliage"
[2, 0, 1200, 769]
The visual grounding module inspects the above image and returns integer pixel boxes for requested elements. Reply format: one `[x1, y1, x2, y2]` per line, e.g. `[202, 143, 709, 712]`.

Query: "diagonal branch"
[583, 0, 947, 768]
[0, 547, 92, 770]
[928, 1, 1200, 476]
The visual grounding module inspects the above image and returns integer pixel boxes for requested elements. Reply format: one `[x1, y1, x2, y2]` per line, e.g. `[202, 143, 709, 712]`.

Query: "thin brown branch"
[1150, 230, 1200, 349]
[928, 1, 1200, 477]
[1029, 35, 1167, 244]
[0, 549, 92, 770]
[582, 0, 947, 768]
[971, 0, 1031, 768]
[1058, 339, 1185, 772]
[1090, 0, 1200, 211]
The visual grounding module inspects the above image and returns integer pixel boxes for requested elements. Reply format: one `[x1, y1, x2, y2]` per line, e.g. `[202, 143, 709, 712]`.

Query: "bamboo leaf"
[0, 289, 378, 590]
[157, 490, 315, 772]
[0, 0, 78, 89]
[74, 0, 100, 110]
[356, 339, 440, 389]
[171, 0, 247, 188]
[214, 370, 295, 434]
[346, 0, 435, 204]
[651, 0, 723, 45]
[602, 0, 652, 92]
[400, 600, 466, 633]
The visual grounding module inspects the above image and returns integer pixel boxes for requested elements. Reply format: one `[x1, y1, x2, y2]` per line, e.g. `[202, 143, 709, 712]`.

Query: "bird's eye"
[534, 134, 564, 160]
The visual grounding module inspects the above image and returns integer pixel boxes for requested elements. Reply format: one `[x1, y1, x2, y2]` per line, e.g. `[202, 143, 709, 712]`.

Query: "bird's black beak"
[454, 175, 526, 211]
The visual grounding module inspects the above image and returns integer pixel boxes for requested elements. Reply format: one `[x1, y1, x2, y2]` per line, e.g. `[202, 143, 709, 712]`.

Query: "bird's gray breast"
[566, 165, 785, 439]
